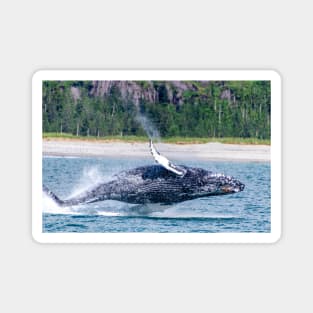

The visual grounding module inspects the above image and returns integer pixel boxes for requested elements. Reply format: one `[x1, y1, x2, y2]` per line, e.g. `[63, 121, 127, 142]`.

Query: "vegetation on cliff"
[42, 80, 271, 141]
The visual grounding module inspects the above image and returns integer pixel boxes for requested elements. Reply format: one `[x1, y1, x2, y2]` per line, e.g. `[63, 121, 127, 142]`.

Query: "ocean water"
[42, 156, 271, 233]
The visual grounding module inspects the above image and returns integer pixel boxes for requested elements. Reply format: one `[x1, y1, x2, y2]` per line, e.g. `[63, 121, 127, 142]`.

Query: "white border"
[32, 70, 281, 243]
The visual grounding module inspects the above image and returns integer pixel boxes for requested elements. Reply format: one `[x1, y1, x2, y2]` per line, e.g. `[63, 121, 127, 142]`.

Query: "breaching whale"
[43, 140, 244, 207]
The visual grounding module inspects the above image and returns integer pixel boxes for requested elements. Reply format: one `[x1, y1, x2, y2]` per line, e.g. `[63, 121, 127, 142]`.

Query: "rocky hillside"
[71, 81, 207, 106]
[42, 80, 271, 139]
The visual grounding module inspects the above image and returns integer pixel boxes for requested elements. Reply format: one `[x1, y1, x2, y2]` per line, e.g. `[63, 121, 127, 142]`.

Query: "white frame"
[32, 70, 281, 243]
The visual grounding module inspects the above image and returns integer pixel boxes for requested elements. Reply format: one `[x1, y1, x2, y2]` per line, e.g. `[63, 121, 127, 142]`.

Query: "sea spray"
[135, 112, 161, 141]
[69, 167, 110, 198]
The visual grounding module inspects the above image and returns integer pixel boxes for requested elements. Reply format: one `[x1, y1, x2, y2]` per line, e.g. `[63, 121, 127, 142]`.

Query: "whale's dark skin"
[43, 164, 244, 207]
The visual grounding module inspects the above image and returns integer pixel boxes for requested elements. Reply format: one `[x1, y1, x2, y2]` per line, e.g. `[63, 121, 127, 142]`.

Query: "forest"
[42, 80, 271, 140]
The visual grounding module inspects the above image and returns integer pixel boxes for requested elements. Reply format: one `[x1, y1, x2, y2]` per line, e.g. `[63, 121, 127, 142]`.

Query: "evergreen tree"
[42, 80, 271, 140]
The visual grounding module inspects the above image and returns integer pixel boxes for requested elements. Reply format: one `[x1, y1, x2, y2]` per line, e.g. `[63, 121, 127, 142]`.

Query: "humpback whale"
[43, 141, 244, 207]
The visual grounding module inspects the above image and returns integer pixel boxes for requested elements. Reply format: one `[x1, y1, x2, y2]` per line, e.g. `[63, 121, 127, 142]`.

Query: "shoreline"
[42, 139, 270, 162]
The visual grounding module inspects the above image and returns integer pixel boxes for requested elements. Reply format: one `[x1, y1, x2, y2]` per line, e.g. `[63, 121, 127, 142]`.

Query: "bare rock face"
[70, 86, 81, 102]
[220, 88, 231, 101]
[90, 81, 157, 106]
[88, 81, 200, 106]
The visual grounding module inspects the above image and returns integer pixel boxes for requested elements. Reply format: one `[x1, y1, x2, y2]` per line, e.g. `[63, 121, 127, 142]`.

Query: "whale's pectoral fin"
[149, 140, 187, 176]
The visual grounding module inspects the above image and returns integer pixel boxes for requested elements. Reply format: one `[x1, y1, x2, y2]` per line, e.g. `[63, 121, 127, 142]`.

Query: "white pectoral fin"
[149, 140, 186, 176]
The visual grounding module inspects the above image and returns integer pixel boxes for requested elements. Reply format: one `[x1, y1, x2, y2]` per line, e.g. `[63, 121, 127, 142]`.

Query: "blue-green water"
[43, 156, 270, 233]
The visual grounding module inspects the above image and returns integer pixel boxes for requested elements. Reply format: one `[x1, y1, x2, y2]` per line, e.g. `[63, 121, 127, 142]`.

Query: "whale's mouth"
[221, 182, 245, 193]
[221, 185, 236, 193]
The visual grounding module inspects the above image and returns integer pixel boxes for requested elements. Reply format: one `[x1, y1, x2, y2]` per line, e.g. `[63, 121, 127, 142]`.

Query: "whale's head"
[194, 170, 245, 197]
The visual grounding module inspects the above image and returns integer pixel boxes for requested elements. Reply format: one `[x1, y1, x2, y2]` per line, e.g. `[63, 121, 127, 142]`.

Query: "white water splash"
[96, 211, 123, 216]
[68, 167, 108, 198]
[42, 192, 76, 214]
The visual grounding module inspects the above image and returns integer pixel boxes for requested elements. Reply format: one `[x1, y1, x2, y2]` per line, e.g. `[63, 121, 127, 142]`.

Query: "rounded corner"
[32, 70, 46, 84]
[269, 230, 282, 244]
[32, 231, 45, 244]
[268, 69, 282, 84]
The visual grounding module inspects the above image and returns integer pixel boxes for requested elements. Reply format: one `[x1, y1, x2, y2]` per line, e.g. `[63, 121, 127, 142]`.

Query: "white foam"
[42, 192, 75, 214]
[96, 211, 122, 217]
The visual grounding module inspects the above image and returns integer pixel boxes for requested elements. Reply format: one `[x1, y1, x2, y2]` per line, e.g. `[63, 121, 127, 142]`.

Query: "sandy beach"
[42, 139, 270, 162]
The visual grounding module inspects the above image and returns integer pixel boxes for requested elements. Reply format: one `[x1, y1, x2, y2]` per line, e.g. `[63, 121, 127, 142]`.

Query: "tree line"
[42, 80, 271, 139]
